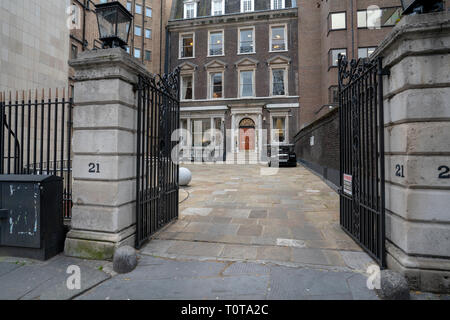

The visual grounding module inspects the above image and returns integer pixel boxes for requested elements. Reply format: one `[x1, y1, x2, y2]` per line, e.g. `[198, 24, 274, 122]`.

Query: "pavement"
[1, 164, 449, 300]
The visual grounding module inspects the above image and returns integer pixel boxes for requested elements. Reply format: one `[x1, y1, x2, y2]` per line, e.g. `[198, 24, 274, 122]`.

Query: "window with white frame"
[209, 72, 223, 99]
[271, 0, 285, 10]
[184, 2, 197, 19]
[271, 68, 287, 96]
[181, 74, 194, 100]
[239, 70, 254, 97]
[145, 28, 152, 39]
[241, 0, 254, 13]
[211, 0, 224, 16]
[145, 7, 152, 17]
[239, 28, 255, 54]
[270, 25, 287, 51]
[180, 33, 194, 58]
[208, 31, 224, 56]
[272, 117, 286, 143]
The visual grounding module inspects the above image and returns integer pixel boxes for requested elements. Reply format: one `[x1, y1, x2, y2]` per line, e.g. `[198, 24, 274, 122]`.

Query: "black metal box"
[0, 175, 65, 260]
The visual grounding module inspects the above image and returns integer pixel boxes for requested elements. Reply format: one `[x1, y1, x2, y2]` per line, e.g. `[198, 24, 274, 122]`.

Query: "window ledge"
[237, 52, 256, 55]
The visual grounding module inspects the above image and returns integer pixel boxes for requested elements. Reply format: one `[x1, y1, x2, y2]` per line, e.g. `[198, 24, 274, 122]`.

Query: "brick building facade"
[168, 0, 300, 162]
[69, 0, 172, 87]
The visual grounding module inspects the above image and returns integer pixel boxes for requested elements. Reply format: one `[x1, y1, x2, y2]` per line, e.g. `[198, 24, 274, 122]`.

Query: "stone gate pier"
[374, 12, 450, 293]
[64, 48, 150, 260]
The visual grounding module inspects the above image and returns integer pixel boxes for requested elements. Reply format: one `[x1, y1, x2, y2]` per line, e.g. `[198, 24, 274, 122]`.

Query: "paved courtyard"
[143, 164, 366, 268]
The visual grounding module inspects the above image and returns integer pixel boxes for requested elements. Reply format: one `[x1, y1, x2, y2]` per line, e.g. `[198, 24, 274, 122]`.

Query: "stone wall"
[293, 108, 340, 188]
[0, 0, 70, 91]
[373, 12, 450, 293]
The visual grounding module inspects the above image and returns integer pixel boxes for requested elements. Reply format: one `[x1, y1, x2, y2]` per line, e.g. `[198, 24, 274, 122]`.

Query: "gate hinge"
[380, 67, 390, 76]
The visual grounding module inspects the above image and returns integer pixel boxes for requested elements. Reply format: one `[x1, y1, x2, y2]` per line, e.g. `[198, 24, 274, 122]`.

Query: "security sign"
[343, 174, 353, 196]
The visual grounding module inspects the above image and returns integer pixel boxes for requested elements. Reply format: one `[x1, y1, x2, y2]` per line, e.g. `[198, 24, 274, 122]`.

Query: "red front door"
[240, 128, 255, 151]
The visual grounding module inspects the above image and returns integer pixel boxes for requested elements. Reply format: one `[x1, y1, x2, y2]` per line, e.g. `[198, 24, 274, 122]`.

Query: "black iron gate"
[0, 89, 73, 219]
[338, 56, 387, 267]
[135, 69, 181, 249]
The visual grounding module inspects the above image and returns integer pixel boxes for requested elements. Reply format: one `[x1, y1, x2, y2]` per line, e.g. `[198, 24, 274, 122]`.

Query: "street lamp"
[95, 1, 133, 49]
[401, 0, 444, 15]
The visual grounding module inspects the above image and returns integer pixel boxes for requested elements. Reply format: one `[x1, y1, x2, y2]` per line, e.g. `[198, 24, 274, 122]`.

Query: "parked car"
[267, 144, 297, 167]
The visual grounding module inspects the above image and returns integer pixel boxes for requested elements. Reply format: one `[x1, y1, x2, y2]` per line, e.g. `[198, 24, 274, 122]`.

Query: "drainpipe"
[82, 0, 87, 50]
[350, 0, 355, 59]
[142, 0, 145, 63]
[160, 0, 164, 74]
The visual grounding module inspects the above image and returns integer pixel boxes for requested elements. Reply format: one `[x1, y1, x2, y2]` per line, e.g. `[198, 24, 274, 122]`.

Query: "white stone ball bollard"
[179, 167, 192, 186]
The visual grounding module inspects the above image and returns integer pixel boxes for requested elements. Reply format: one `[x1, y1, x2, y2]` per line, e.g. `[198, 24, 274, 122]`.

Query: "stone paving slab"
[0, 255, 110, 300]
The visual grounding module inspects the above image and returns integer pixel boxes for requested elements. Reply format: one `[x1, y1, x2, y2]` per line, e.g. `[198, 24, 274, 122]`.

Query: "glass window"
[272, 69, 286, 96]
[329, 86, 339, 104]
[145, 50, 151, 61]
[330, 12, 346, 30]
[180, 34, 194, 58]
[134, 25, 142, 36]
[125, 46, 130, 54]
[126, 1, 132, 12]
[212, 0, 224, 16]
[241, 0, 253, 13]
[358, 7, 402, 28]
[272, 117, 286, 143]
[271, 26, 287, 51]
[181, 74, 193, 100]
[184, 2, 196, 19]
[134, 48, 141, 59]
[192, 119, 212, 147]
[240, 70, 254, 97]
[145, 7, 152, 17]
[358, 47, 377, 59]
[135, 4, 142, 15]
[210, 73, 223, 99]
[272, 0, 285, 10]
[239, 28, 254, 54]
[209, 31, 223, 56]
[180, 119, 188, 147]
[329, 49, 346, 67]
[145, 28, 152, 39]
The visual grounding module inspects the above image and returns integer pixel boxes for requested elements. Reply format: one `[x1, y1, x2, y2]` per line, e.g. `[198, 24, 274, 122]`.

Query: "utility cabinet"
[0, 175, 65, 260]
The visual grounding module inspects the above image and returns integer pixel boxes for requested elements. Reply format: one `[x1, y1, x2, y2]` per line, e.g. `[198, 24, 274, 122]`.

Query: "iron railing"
[135, 69, 180, 249]
[0, 89, 73, 219]
[338, 56, 386, 267]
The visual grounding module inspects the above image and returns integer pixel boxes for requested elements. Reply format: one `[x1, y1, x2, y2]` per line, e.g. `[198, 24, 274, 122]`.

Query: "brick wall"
[294, 108, 340, 187]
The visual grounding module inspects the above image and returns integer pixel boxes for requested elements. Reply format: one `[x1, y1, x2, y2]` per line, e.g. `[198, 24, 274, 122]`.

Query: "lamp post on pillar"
[64, 2, 150, 260]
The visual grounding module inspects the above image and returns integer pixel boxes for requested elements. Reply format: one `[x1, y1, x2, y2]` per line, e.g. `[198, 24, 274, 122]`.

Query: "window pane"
[181, 35, 194, 58]
[357, 11, 367, 28]
[182, 75, 193, 100]
[381, 7, 401, 26]
[145, 50, 151, 61]
[211, 73, 223, 98]
[146, 7, 152, 17]
[240, 71, 253, 97]
[145, 29, 152, 38]
[134, 48, 141, 59]
[273, 117, 286, 142]
[185, 3, 195, 18]
[272, 69, 285, 96]
[330, 49, 346, 67]
[212, 0, 223, 15]
[209, 32, 223, 56]
[126, 2, 132, 12]
[240, 29, 254, 53]
[271, 26, 286, 51]
[135, 4, 142, 14]
[330, 12, 346, 30]
[242, 0, 253, 12]
[273, 0, 284, 9]
[135, 26, 141, 36]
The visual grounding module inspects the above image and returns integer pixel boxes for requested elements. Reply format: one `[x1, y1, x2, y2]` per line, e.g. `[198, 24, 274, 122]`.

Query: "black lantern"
[95, 1, 133, 49]
[401, 0, 444, 15]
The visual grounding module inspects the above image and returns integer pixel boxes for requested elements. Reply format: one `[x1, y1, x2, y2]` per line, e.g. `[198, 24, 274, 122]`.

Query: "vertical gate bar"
[67, 90, 73, 219]
[136, 77, 143, 248]
[20, 92, 24, 174]
[378, 57, 386, 267]
[34, 90, 38, 174]
[153, 85, 158, 234]
[54, 89, 58, 176]
[7, 92, 11, 174]
[61, 90, 66, 184]
[145, 85, 150, 238]
[40, 89, 44, 175]
[47, 89, 52, 174]
[13, 92, 18, 173]
[150, 85, 155, 235]
[373, 65, 379, 258]
[26, 91, 31, 174]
